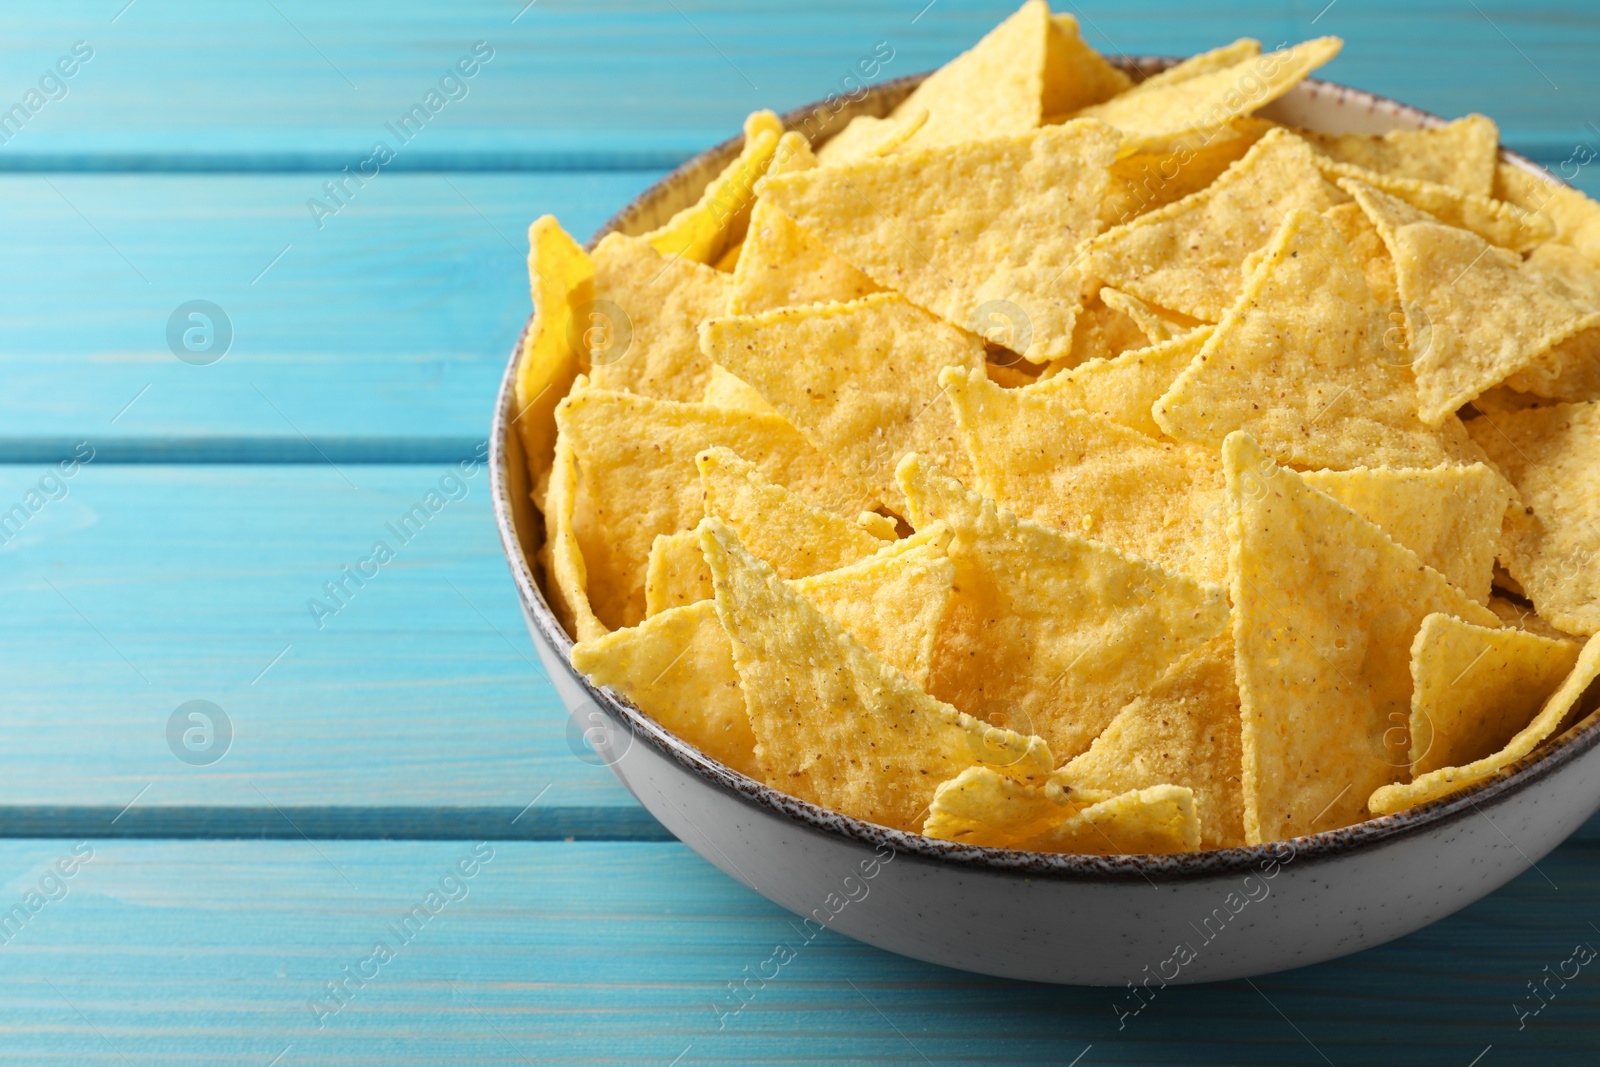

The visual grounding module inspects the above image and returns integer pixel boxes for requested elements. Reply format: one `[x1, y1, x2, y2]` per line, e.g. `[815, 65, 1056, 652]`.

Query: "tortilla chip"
[516, 217, 592, 505]
[1299, 114, 1498, 196]
[644, 530, 711, 617]
[541, 416, 608, 643]
[862, 108, 930, 158]
[761, 119, 1120, 363]
[1322, 201, 1398, 308]
[1346, 180, 1600, 424]
[1319, 158, 1551, 252]
[897, 453, 1228, 759]
[1155, 207, 1473, 470]
[1223, 432, 1500, 842]
[1061, 293, 1156, 366]
[1041, 11, 1133, 117]
[728, 197, 881, 315]
[1101, 119, 1274, 228]
[1063, 635, 1245, 849]
[585, 232, 734, 402]
[641, 110, 782, 265]
[701, 363, 776, 415]
[1028, 326, 1212, 438]
[1404, 612, 1583, 778]
[1083, 128, 1346, 322]
[1503, 325, 1600, 404]
[1370, 632, 1600, 814]
[700, 520, 1052, 831]
[1495, 161, 1600, 269]
[943, 366, 1227, 582]
[1467, 400, 1600, 635]
[1074, 37, 1340, 155]
[702, 293, 986, 512]
[556, 386, 869, 629]
[924, 767, 1199, 854]
[1300, 464, 1512, 604]
[1121, 39, 1262, 95]
[1098, 287, 1202, 345]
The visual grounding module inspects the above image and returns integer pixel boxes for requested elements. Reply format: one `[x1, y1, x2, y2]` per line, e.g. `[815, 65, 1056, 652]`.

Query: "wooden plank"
[0, 464, 652, 831]
[0, 172, 660, 457]
[0, 838, 1595, 1064]
[0, 0, 1595, 171]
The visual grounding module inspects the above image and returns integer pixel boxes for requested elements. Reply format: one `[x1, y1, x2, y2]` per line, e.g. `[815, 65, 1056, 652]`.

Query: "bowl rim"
[491, 60, 1600, 883]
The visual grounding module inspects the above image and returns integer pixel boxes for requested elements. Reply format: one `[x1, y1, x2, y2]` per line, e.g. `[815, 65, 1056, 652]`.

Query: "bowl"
[490, 61, 1600, 985]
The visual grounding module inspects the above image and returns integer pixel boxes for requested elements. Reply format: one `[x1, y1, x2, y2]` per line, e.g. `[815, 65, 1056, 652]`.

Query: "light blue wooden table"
[4, 2, 1600, 1062]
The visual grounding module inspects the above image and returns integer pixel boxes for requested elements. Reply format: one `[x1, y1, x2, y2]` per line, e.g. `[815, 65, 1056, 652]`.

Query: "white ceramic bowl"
[491, 62, 1600, 985]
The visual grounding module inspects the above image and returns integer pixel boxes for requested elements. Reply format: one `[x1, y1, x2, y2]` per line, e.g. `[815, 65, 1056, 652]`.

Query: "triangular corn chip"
[541, 416, 607, 643]
[644, 530, 710, 617]
[761, 119, 1120, 363]
[1495, 161, 1600, 269]
[1322, 201, 1398, 308]
[943, 366, 1227, 582]
[1467, 400, 1600, 635]
[585, 232, 734, 402]
[897, 454, 1229, 758]
[1075, 37, 1340, 155]
[1064, 635, 1245, 849]
[1371, 632, 1600, 814]
[1101, 119, 1274, 228]
[1320, 158, 1550, 252]
[575, 528, 959, 776]
[1098, 287, 1202, 345]
[924, 767, 1200, 854]
[516, 216, 591, 505]
[1300, 464, 1512, 604]
[1028, 326, 1212, 438]
[1346, 180, 1600, 423]
[1083, 128, 1346, 322]
[1299, 114, 1499, 196]
[702, 293, 986, 511]
[728, 197, 880, 315]
[701, 363, 776, 415]
[1041, 11, 1133, 117]
[1223, 433, 1500, 842]
[1404, 612, 1583, 777]
[1499, 248, 1600, 401]
[641, 110, 782, 264]
[1154, 207, 1476, 470]
[556, 386, 869, 629]
[1120, 39, 1261, 96]
[700, 520, 1052, 831]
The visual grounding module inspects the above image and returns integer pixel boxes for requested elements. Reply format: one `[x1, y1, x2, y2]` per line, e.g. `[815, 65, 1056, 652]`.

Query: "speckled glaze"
[492, 63, 1600, 985]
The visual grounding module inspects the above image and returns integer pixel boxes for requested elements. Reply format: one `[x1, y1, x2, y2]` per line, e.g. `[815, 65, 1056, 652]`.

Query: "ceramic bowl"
[491, 62, 1600, 985]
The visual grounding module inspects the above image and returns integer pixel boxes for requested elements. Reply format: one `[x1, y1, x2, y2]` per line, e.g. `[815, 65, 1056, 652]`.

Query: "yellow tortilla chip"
[1495, 161, 1600, 269]
[1060, 293, 1155, 366]
[1028, 326, 1212, 438]
[1371, 632, 1600, 814]
[924, 767, 1200, 854]
[700, 363, 776, 415]
[897, 453, 1228, 759]
[1467, 400, 1600, 635]
[1101, 118, 1274, 228]
[556, 386, 869, 629]
[516, 216, 591, 504]
[700, 520, 1052, 832]
[1223, 433, 1501, 842]
[541, 415, 607, 643]
[1319, 158, 1550, 252]
[1121, 39, 1262, 95]
[861, 108, 930, 158]
[1503, 325, 1600, 404]
[585, 232, 734, 402]
[1322, 200, 1398, 308]
[943, 366, 1227, 582]
[1098, 287, 1202, 345]
[644, 530, 710, 617]
[1299, 114, 1499, 196]
[576, 528, 959, 776]
[1300, 464, 1512, 604]
[1155, 207, 1474, 470]
[1404, 612, 1583, 777]
[702, 293, 986, 512]
[1041, 11, 1133, 117]
[1083, 128, 1346, 322]
[1346, 180, 1600, 424]
[761, 119, 1120, 363]
[1075, 37, 1340, 155]
[1063, 635, 1245, 849]
[728, 197, 881, 316]
[641, 110, 782, 265]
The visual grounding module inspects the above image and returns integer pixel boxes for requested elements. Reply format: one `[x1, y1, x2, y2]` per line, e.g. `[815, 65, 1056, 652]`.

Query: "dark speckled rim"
[491, 61, 1600, 882]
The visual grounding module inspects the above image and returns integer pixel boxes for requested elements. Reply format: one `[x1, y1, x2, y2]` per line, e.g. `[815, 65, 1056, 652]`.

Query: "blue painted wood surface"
[6, 1, 1600, 1061]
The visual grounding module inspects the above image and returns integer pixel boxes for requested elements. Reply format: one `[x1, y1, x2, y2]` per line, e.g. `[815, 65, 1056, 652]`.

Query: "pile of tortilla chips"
[517, 1, 1600, 854]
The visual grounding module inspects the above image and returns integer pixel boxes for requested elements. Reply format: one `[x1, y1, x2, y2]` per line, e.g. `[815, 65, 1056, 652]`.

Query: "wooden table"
[4, 2, 1598, 1062]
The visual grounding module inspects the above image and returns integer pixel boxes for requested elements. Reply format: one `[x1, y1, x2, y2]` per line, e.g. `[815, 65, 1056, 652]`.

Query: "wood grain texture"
[0, 1, 1595, 169]
[0, 838, 1593, 1065]
[0, 464, 646, 825]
